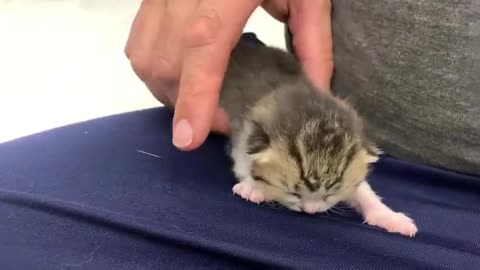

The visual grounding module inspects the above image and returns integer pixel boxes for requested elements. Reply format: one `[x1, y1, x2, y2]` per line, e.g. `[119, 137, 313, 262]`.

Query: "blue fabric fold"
[1, 106, 479, 269]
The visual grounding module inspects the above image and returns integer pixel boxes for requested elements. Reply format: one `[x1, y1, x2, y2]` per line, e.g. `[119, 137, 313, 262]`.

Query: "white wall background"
[0, 1, 285, 143]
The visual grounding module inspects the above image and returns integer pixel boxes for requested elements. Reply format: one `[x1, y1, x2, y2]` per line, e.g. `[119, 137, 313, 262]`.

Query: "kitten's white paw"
[233, 181, 265, 204]
[364, 209, 418, 237]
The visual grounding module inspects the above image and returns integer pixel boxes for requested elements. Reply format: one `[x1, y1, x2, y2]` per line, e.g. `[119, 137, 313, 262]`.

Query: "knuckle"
[140, 0, 162, 8]
[129, 54, 178, 84]
[128, 55, 152, 82]
[182, 89, 209, 107]
[150, 90, 173, 107]
[181, 76, 221, 104]
[124, 45, 131, 58]
[184, 9, 222, 48]
[150, 57, 177, 83]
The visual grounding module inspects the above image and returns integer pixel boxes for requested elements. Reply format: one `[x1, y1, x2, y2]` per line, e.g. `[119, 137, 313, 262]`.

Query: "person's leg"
[2, 105, 480, 269]
[0, 108, 258, 269]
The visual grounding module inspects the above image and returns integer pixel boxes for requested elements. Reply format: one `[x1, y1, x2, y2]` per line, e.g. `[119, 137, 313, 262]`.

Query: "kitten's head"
[246, 88, 380, 214]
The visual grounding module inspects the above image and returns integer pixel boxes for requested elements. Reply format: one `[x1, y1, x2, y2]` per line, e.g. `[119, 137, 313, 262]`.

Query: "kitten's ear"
[246, 121, 271, 155]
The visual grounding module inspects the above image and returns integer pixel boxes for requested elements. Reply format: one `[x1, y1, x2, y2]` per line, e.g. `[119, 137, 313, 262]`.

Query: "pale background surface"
[0, 0, 285, 143]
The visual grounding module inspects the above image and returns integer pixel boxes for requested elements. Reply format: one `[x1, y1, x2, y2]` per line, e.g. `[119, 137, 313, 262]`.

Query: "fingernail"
[173, 119, 193, 148]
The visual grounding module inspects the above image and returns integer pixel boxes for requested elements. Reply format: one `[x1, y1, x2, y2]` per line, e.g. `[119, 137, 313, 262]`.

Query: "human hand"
[125, 0, 333, 151]
[264, 0, 333, 91]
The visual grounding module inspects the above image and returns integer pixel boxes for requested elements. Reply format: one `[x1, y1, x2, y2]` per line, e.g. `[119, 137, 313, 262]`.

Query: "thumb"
[172, 1, 260, 151]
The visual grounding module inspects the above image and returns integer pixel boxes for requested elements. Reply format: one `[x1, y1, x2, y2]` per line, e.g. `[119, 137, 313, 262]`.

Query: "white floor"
[0, 0, 285, 143]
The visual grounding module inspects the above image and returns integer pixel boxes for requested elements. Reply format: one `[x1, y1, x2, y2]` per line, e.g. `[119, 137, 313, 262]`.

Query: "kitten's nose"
[302, 202, 319, 215]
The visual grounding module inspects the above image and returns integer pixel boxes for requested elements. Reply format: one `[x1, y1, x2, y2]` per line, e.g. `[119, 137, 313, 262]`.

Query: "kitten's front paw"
[364, 209, 418, 237]
[233, 180, 265, 204]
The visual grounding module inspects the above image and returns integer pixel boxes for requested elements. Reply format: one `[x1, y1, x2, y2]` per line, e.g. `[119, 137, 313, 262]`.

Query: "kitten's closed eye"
[323, 194, 334, 200]
[288, 192, 301, 198]
[254, 175, 297, 196]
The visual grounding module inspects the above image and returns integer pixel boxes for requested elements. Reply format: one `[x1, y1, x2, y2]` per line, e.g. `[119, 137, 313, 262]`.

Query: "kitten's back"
[219, 40, 304, 128]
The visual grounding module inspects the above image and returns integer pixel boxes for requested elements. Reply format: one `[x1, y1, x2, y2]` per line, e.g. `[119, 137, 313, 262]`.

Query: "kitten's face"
[247, 121, 378, 214]
[250, 144, 377, 213]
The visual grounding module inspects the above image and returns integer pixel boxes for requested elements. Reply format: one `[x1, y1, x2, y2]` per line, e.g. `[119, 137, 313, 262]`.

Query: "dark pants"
[1, 34, 480, 269]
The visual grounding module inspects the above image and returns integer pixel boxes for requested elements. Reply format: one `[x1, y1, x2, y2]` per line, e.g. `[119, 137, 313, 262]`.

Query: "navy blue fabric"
[1, 107, 480, 269]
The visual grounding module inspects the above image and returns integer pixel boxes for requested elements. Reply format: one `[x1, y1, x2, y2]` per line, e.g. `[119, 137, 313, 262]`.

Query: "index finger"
[172, 0, 261, 150]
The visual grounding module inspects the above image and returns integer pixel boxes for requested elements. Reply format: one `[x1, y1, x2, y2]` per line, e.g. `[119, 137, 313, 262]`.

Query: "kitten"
[219, 38, 417, 237]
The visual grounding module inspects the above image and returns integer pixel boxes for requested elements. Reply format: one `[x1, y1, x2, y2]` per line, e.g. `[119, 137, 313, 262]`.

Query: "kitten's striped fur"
[219, 38, 417, 236]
